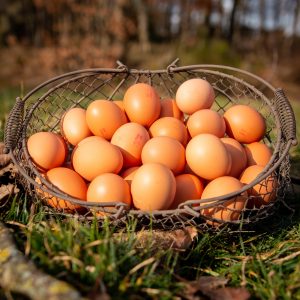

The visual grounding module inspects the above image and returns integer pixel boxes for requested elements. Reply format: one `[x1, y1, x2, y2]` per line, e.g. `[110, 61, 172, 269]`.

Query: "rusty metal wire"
[4, 60, 297, 230]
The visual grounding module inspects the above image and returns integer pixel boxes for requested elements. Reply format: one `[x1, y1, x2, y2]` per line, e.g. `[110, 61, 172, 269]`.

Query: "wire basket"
[4, 59, 297, 230]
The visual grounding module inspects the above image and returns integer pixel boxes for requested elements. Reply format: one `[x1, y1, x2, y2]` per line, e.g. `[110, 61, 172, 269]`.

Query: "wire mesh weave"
[4, 61, 297, 230]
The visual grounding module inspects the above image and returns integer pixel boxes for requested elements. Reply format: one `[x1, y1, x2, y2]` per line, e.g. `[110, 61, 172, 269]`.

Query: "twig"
[0, 222, 85, 300]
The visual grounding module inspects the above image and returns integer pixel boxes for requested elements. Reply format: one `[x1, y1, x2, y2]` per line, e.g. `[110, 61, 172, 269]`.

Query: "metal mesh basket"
[4, 60, 297, 230]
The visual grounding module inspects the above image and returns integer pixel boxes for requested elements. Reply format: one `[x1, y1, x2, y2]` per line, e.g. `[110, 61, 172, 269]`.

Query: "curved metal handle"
[4, 97, 25, 154]
[274, 89, 297, 146]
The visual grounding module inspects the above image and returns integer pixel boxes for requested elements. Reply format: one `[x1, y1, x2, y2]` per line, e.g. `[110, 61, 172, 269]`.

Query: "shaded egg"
[123, 83, 161, 127]
[27, 132, 67, 170]
[175, 78, 215, 114]
[72, 137, 123, 181]
[131, 163, 176, 211]
[61, 107, 92, 146]
[86, 99, 126, 140]
[160, 98, 184, 120]
[221, 137, 247, 178]
[170, 174, 205, 209]
[45, 167, 87, 211]
[244, 142, 272, 167]
[240, 165, 277, 208]
[201, 176, 246, 225]
[111, 122, 150, 167]
[149, 117, 188, 146]
[186, 134, 231, 180]
[142, 136, 186, 174]
[187, 109, 226, 138]
[87, 173, 131, 207]
[224, 105, 266, 143]
[121, 166, 139, 186]
[113, 100, 129, 122]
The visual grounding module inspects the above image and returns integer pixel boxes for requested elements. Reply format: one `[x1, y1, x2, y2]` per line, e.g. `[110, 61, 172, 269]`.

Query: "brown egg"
[131, 163, 176, 211]
[175, 78, 215, 114]
[221, 137, 247, 178]
[170, 174, 205, 209]
[121, 166, 139, 186]
[245, 142, 273, 167]
[77, 135, 106, 145]
[142, 136, 186, 174]
[86, 100, 126, 140]
[149, 117, 188, 146]
[45, 167, 87, 211]
[61, 107, 92, 146]
[123, 83, 161, 127]
[160, 98, 184, 120]
[224, 105, 266, 143]
[201, 176, 246, 224]
[187, 109, 226, 138]
[186, 134, 231, 180]
[240, 165, 277, 208]
[72, 137, 123, 181]
[27, 132, 67, 170]
[111, 122, 150, 167]
[87, 173, 131, 207]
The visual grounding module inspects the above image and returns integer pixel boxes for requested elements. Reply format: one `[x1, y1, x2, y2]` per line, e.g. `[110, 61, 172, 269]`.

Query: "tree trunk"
[133, 0, 150, 53]
[227, 0, 239, 44]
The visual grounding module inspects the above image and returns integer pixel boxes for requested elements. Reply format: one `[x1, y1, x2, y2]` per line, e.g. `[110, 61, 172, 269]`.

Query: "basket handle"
[4, 97, 25, 154]
[274, 89, 297, 146]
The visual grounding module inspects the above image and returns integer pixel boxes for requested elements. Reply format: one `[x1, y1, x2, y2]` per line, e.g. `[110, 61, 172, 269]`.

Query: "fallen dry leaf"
[0, 142, 11, 168]
[118, 226, 198, 251]
[205, 287, 250, 300]
[180, 276, 250, 300]
[0, 183, 19, 201]
[0, 162, 18, 178]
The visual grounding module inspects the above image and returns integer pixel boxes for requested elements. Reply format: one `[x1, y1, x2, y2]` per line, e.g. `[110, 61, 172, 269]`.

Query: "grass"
[1, 86, 300, 299]
[2, 191, 300, 299]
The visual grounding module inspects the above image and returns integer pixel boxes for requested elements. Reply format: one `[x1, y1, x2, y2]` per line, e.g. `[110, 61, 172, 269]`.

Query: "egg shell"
[221, 137, 247, 178]
[123, 83, 161, 127]
[201, 176, 246, 225]
[175, 78, 215, 114]
[131, 163, 176, 211]
[149, 117, 188, 146]
[186, 134, 231, 180]
[240, 165, 277, 208]
[87, 173, 131, 207]
[187, 109, 226, 138]
[61, 107, 92, 146]
[111, 122, 150, 167]
[27, 132, 67, 170]
[121, 166, 139, 186]
[142, 136, 186, 174]
[78, 136, 106, 145]
[160, 98, 184, 120]
[244, 142, 272, 167]
[224, 105, 266, 143]
[86, 99, 126, 140]
[72, 137, 123, 181]
[44, 167, 87, 211]
[170, 174, 205, 209]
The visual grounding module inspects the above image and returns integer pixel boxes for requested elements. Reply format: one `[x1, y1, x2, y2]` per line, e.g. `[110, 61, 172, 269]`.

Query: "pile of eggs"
[27, 78, 276, 223]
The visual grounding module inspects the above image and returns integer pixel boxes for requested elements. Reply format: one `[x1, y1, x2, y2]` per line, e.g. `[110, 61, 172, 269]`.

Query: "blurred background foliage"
[0, 0, 299, 118]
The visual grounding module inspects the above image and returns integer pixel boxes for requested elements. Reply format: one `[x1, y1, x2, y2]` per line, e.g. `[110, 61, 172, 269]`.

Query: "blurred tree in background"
[0, 0, 300, 98]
